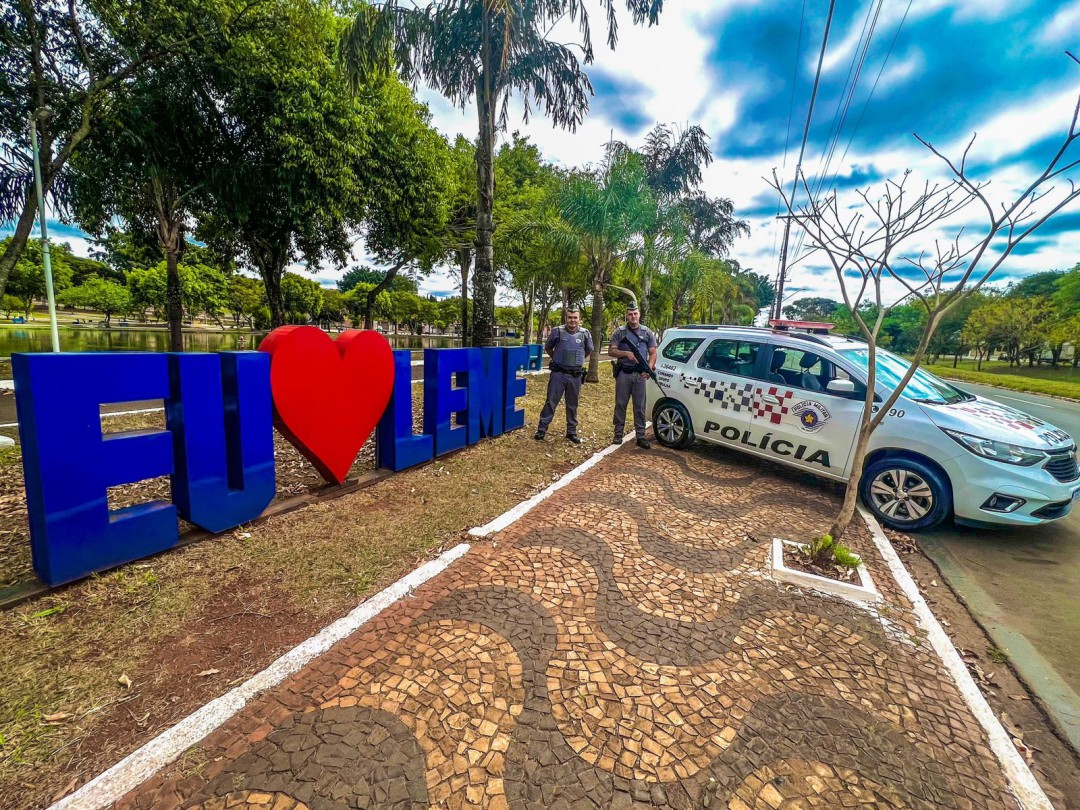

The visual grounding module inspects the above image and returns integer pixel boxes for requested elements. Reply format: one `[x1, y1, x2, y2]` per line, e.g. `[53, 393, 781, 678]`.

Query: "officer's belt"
[550, 363, 584, 374]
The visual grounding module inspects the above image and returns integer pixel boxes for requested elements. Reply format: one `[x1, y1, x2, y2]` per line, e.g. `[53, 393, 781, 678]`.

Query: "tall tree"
[771, 82, 1080, 541]
[444, 136, 478, 344]
[613, 124, 709, 322]
[341, 0, 666, 347]
[545, 151, 654, 381]
[0, 0, 248, 295]
[1, 236, 73, 315]
[71, 60, 219, 349]
[784, 296, 840, 322]
[195, 1, 448, 328]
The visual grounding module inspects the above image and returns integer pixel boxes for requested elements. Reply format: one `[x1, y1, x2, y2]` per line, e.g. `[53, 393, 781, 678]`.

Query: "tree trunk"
[471, 25, 497, 348]
[0, 186, 40, 299]
[829, 358, 880, 542]
[164, 246, 184, 351]
[521, 281, 535, 345]
[364, 259, 407, 330]
[640, 233, 655, 323]
[586, 279, 605, 383]
[457, 247, 472, 346]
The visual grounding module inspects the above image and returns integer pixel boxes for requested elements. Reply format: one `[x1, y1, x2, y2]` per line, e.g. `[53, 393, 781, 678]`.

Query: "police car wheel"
[860, 457, 951, 531]
[653, 401, 694, 449]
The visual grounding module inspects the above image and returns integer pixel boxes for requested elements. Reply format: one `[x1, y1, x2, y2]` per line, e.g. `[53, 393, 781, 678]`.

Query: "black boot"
[636, 437, 652, 449]
[534, 431, 545, 441]
[567, 435, 582, 444]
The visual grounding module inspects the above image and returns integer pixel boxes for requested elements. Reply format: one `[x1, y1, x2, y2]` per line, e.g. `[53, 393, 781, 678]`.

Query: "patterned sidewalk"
[112, 444, 1019, 810]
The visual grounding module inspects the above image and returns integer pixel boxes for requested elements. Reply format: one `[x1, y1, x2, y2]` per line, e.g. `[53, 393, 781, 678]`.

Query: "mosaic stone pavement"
[113, 446, 1021, 810]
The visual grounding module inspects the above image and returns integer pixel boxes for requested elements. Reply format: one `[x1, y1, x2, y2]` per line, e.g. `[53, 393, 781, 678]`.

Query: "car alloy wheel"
[655, 406, 686, 446]
[868, 468, 935, 523]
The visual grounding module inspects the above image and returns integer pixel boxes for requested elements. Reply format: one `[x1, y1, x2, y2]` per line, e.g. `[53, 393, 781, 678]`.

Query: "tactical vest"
[551, 326, 587, 369]
[614, 325, 654, 369]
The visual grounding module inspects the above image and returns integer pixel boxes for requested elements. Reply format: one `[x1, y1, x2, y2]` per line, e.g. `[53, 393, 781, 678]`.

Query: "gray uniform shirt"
[545, 325, 595, 370]
[610, 324, 658, 369]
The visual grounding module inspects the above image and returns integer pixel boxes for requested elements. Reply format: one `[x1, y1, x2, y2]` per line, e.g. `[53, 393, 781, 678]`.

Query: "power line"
[809, 0, 884, 204]
[828, 0, 916, 190]
[775, 0, 838, 319]
[791, 0, 890, 272]
[772, 0, 808, 306]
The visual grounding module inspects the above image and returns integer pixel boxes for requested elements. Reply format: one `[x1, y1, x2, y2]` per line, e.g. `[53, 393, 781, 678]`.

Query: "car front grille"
[1045, 447, 1080, 483]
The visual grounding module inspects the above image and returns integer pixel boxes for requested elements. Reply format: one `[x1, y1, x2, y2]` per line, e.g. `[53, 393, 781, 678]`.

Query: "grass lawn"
[921, 359, 1080, 400]
[0, 371, 623, 809]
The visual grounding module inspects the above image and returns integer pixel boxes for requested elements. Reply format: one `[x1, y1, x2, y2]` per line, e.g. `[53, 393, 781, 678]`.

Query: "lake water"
[0, 325, 501, 358]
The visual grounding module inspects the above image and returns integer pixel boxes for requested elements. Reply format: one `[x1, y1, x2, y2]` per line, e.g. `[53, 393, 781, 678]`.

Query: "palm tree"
[544, 151, 654, 381]
[340, 0, 665, 347]
[612, 125, 707, 322]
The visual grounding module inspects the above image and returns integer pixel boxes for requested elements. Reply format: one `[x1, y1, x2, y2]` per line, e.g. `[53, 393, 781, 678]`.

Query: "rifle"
[624, 335, 667, 396]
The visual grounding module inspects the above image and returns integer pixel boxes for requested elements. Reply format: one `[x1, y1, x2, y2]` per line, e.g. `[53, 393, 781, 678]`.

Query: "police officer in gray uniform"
[534, 308, 594, 443]
[609, 301, 657, 448]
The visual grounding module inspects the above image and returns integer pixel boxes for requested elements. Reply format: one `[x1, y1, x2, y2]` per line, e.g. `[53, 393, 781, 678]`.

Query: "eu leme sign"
[13, 327, 530, 586]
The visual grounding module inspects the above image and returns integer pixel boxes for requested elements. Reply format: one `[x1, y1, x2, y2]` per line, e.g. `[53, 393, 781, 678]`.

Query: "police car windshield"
[837, 347, 970, 405]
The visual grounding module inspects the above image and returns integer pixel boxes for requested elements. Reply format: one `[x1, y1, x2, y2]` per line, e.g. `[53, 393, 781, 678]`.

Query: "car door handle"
[762, 394, 780, 405]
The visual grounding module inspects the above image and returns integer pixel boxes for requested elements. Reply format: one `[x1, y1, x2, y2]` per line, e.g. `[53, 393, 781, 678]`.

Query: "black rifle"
[623, 337, 667, 396]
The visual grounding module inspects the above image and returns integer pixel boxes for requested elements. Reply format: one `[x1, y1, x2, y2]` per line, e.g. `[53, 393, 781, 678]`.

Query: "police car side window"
[698, 339, 760, 376]
[662, 338, 703, 363]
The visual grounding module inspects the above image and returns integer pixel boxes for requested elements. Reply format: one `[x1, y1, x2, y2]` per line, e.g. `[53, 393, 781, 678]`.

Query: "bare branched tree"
[771, 88, 1080, 541]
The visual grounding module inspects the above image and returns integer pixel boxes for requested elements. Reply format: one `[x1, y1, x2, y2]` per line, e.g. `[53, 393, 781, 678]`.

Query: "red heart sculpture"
[260, 326, 395, 484]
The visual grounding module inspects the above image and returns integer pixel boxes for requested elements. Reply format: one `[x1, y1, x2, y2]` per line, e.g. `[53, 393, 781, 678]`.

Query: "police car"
[646, 323, 1080, 531]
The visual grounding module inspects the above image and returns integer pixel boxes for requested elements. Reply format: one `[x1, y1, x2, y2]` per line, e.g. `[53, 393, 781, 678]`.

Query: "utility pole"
[773, 215, 794, 321]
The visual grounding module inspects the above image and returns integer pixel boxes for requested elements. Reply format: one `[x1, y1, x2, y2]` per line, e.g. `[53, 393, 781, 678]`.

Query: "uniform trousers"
[537, 370, 582, 435]
[613, 370, 648, 439]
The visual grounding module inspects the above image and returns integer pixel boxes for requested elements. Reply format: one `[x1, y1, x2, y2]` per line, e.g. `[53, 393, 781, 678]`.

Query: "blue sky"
[9, 0, 1080, 307]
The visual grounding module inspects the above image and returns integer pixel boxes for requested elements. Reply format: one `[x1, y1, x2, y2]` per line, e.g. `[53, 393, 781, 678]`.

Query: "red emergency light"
[769, 319, 835, 334]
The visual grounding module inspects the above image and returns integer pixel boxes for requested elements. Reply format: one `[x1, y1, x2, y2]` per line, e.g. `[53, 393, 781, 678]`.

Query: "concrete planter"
[771, 539, 880, 605]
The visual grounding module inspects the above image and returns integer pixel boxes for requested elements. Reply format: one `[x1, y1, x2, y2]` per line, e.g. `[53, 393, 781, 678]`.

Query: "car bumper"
[947, 455, 1080, 526]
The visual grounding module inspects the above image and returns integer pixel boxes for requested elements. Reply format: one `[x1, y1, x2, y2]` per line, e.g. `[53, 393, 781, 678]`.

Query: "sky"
[14, 0, 1080, 313]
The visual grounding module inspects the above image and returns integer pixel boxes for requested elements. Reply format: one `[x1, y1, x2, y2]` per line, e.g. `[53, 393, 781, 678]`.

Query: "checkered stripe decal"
[681, 376, 755, 411]
[752, 386, 795, 425]
[952, 402, 1044, 432]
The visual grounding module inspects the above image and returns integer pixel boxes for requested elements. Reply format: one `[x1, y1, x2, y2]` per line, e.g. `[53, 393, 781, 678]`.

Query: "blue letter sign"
[166, 352, 275, 532]
[12, 340, 532, 587]
[14, 353, 178, 586]
[377, 350, 434, 471]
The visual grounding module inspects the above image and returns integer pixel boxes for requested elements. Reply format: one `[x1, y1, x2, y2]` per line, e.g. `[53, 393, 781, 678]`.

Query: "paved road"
[918, 381, 1080, 751]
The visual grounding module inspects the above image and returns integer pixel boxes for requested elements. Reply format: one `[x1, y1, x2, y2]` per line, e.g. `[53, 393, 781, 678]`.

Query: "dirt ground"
[885, 527, 1080, 808]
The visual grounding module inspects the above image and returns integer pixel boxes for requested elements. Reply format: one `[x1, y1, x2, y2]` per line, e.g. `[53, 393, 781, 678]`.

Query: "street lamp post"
[29, 107, 60, 353]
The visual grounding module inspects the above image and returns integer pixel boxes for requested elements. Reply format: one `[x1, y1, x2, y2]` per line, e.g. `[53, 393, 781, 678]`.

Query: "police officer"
[608, 301, 657, 448]
[534, 308, 594, 444]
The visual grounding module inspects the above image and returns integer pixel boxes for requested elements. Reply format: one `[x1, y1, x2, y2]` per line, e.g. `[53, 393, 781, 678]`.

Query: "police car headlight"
[943, 429, 1046, 466]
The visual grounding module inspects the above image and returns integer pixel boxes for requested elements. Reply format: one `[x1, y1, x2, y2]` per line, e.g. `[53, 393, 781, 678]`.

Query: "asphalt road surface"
[918, 381, 1080, 752]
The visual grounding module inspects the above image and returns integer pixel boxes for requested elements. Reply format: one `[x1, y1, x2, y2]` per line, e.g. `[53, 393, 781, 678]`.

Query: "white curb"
[770, 538, 880, 605]
[47, 543, 471, 810]
[859, 505, 1054, 810]
[468, 424, 649, 538]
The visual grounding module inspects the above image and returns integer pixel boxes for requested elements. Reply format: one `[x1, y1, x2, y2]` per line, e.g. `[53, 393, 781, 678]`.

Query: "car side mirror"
[827, 379, 856, 394]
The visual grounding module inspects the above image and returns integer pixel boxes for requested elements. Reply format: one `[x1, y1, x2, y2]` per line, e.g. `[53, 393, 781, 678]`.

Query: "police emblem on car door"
[747, 345, 863, 475]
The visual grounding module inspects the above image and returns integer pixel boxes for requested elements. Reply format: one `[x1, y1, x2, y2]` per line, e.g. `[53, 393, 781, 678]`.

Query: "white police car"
[646, 325, 1080, 531]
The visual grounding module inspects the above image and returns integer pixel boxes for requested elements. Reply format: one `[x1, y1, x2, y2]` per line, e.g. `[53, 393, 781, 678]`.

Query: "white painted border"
[47, 543, 471, 810]
[469, 425, 647, 537]
[859, 505, 1054, 810]
[770, 538, 879, 605]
